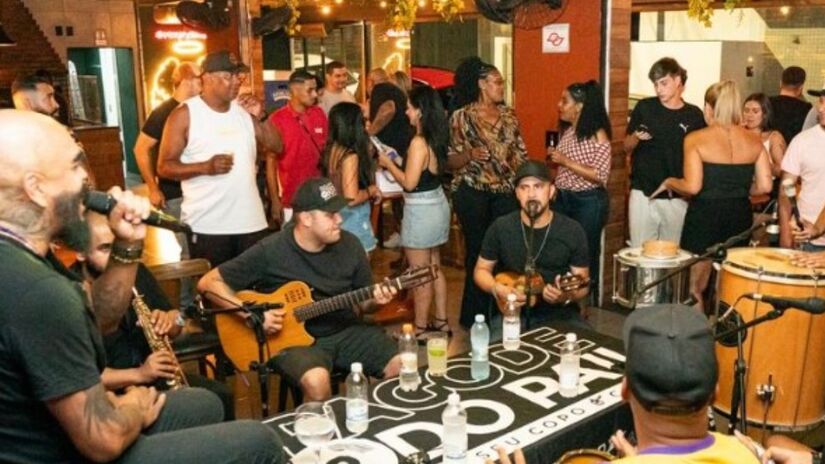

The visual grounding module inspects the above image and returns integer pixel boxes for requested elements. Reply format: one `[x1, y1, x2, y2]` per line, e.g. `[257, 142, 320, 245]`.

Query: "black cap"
[292, 177, 349, 213]
[514, 160, 551, 185]
[623, 304, 718, 415]
[202, 50, 250, 74]
[808, 83, 825, 97]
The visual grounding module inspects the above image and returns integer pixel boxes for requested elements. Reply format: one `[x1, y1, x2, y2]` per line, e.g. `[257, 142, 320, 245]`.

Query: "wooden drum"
[716, 247, 825, 430]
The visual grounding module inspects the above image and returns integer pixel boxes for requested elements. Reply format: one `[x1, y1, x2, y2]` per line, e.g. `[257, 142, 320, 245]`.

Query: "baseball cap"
[201, 50, 250, 74]
[808, 82, 825, 97]
[622, 304, 718, 415]
[514, 160, 551, 185]
[291, 177, 349, 213]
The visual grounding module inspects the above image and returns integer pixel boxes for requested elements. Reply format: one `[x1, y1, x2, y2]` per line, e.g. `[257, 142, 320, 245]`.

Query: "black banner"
[265, 325, 633, 463]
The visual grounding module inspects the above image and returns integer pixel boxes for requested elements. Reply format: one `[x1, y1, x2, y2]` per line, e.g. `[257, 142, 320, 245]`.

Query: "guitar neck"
[294, 278, 402, 323]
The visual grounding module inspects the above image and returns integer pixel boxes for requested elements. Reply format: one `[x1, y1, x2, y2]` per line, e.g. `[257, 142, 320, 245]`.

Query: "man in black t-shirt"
[135, 61, 201, 210]
[0, 110, 282, 463]
[474, 161, 590, 332]
[367, 68, 413, 158]
[198, 177, 400, 401]
[75, 211, 236, 419]
[624, 57, 706, 247]
[769, 65, 813, 145]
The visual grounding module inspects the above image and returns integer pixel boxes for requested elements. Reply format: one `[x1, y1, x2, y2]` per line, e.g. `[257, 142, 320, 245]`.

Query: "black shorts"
[268, 324, 397, 386]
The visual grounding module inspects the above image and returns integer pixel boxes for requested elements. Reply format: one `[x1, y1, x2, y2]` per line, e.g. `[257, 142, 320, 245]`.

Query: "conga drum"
[716, 247, 825, 430]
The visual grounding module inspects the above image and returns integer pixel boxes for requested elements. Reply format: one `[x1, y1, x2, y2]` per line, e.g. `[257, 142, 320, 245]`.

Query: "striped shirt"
[555, 128, 611, 191]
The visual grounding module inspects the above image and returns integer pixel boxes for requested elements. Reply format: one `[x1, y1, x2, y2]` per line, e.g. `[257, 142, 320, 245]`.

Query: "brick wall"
[0, 0, 64, 89]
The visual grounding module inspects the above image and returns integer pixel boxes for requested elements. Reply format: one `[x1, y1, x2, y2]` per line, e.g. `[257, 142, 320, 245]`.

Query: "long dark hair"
[322, 102, 372, 187]
[409, 85, 449, 173]
[744, 92, 773, 131]
[452, 56, 498, 110]
[562, 80, 612, 141]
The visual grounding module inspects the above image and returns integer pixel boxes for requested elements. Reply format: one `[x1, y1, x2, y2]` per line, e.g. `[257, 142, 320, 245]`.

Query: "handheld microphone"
[744, 293, 825, 315]
[782, 178, 804, 229]
[84, 190, 192, 234]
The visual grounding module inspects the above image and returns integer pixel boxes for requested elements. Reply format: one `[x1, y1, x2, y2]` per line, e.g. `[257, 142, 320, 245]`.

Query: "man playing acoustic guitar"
[198, 177, 401, 401]
[473, 160, 591, 333]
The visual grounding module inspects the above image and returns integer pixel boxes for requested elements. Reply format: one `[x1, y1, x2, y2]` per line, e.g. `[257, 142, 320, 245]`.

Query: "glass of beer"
[427, 332, 448, 377]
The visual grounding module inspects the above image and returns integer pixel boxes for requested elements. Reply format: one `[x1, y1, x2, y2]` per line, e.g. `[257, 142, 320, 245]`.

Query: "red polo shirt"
[269, 103, 328, 207]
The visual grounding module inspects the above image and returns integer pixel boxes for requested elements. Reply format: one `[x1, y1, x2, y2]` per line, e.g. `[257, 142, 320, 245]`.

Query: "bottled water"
[559, 332, 580, 398]
[470, 314, 490, 380]
[442, 392, 467, 463]
[398, 323, 421, 391]
[502, 293, 521, 350]
[345, 362, 369, 433]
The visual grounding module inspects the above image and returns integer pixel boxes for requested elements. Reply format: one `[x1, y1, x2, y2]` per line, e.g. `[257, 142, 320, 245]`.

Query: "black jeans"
[117, 388, 284, 463]
[453, 182, 520, 328]
[554, 188, 609, 303]
[188, 228, 272, 268]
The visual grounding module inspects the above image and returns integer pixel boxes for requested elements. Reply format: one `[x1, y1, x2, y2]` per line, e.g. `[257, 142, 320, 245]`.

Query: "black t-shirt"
[217, 223, 372, 338]
[627, 97, 706, 196]
[71, 263, 172, 370]
[142, 97, 183, 200]
[769, 95, 812, 146]
[0, 239, 106, 463]
[480, 211, 589, 312]
[369, 83, 413, 157]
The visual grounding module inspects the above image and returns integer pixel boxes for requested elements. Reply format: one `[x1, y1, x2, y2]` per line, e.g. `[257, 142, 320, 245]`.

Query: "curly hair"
[452, 56, 498, 110]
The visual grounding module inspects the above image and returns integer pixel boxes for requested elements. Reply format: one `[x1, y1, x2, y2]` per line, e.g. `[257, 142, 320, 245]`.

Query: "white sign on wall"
[542, 23, 570, 54]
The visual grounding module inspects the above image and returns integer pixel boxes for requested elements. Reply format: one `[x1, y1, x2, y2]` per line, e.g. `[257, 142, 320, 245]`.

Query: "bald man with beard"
[0, 110, 284, 463]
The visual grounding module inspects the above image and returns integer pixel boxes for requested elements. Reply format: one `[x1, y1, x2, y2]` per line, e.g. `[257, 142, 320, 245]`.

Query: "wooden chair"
[147, 259, 229, 380]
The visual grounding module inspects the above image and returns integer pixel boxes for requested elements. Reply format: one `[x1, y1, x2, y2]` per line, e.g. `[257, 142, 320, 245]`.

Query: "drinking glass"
[427, 332, 449, 377]
[294, 402, 336, 463]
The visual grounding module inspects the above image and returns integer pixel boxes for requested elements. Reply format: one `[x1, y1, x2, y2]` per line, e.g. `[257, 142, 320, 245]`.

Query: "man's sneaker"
[383, 232, 401, 249]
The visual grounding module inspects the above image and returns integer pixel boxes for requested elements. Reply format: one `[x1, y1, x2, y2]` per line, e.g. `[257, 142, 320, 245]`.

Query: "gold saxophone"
[131, 288, 188, 390]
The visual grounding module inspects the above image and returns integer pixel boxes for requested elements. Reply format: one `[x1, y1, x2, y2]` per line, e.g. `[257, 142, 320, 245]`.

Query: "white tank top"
[180, 96, 267, 234]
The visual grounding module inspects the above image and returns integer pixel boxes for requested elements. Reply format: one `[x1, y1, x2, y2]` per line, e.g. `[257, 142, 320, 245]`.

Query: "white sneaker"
[383, 232, 401, 249]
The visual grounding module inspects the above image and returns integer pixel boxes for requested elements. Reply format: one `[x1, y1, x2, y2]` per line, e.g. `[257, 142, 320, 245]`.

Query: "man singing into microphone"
[474, 160, 590, 335]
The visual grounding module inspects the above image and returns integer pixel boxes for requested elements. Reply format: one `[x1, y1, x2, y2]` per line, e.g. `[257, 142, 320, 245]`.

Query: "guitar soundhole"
[287, 289, 308, 303]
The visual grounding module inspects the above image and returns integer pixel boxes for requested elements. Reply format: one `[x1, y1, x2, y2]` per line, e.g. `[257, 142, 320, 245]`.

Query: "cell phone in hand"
[371, 136, 401, 166]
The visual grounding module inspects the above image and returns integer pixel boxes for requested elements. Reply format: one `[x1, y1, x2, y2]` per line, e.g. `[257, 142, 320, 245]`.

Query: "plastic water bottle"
[471, 314, 490, 380]
[559, 332, 580, 398]
[398, 323, 421, 391]
[442, 392, 467, 463]
[345, 362, 369, 433]
[502, 293, 521, 350]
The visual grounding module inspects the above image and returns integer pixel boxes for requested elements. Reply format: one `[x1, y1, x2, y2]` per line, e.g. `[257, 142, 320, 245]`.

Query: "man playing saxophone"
[74, 211, 234, 419]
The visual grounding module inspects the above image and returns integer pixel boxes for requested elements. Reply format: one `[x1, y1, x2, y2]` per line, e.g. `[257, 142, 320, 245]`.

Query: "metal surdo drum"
[716, 247, 825, 430]
[612, 247, 692, 308]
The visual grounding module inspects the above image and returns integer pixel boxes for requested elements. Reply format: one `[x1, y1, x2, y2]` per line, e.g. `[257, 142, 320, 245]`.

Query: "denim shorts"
[401, 188, 450, 249]
[340, 202, 377, 252]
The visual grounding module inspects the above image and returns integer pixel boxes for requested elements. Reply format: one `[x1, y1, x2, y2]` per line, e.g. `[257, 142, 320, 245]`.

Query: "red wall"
[513, 0, 603, 159]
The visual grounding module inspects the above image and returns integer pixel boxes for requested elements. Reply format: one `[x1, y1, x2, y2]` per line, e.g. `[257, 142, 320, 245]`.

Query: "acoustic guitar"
[214, 265, 439, 370]
[494, 271, 589, 311]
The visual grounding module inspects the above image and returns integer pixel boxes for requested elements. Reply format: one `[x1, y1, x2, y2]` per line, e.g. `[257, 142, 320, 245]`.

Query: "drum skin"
[716, 248, 825, 429]
[555, 449, 615, 463]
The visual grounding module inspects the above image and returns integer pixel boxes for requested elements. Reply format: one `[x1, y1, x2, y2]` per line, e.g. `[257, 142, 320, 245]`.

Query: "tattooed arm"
[46, 383, 165, 462]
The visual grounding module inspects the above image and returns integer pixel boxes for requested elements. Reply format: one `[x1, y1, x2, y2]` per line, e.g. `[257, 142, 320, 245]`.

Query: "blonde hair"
[172, 62, 200, 88]
[705, 80, 741, 126]
[392, 71, 412, 94]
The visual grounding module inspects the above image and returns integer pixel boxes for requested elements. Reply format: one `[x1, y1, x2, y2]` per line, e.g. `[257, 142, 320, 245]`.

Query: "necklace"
[520, 216, 552, 264]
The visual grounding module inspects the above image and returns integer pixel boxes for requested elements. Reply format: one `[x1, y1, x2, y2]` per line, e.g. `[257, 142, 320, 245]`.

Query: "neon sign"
[153, 30, 208, 41]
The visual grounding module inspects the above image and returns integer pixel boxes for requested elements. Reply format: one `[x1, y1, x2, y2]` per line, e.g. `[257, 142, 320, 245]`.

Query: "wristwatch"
[175, 312, 186, 327]
[812, 451, 822, 464]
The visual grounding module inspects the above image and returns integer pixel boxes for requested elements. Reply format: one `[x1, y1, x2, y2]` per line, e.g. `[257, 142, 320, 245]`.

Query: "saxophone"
[131, 288, 188, 390]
